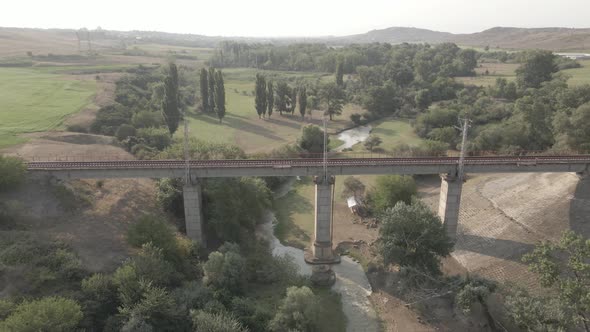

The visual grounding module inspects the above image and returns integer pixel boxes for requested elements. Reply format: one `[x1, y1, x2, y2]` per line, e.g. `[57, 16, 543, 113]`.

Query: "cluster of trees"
[412, 50, 590, 154]
[199, 67, 226, 122]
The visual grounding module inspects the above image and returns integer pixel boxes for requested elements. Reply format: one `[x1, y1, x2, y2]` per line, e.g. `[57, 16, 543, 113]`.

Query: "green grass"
[563, 59, 590, 86]
[0, 67, 96, 148]
[348, 118, 423, 153]
[178, 68, 354, 154]
[456, 62, 518, 87]
[273, 178, 315, 249]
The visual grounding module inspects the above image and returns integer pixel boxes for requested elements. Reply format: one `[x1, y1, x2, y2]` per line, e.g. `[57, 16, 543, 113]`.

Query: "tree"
[289, 86, 297, 114]
[521, 231, 590, 331]
[364, 135, 382, 152]
[505, 287, 570, 332]
[191, 310, 247, 332]
[567, 102, 590, 152]
[214, 70, 226, 123]
[298, 124, 328, 155]
[208, 67, 216, 112]
[299, 86, 307, 119]
[415, 89, 432, 110]
[366, 175, 417, 212]
[341, 176, 365, 199]
[203, 246, 246, 295]
[162, 62, 180, 134]
[200, 68, 210, 112]
[336, 61, 344, 86]
[269, 286, 320, 332]
[319, 82, 346, 120]
[267, 80, 274, 118]
[0, 297, 83, 331]
[254, 74, 267, 118]
[275, 82, 290, 116]
[0, 155, 26, 191]
[516, 50, 558, 89]
[378, 199, 454, 275]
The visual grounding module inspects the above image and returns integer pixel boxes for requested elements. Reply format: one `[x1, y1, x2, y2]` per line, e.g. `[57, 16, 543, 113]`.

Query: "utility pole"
[183, 108, 190, 184]
[323, 116, 328, 182]
[456, 117, 471, 181]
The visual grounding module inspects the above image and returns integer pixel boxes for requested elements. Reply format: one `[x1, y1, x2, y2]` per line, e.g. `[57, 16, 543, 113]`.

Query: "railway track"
[25, 155, 590, 170]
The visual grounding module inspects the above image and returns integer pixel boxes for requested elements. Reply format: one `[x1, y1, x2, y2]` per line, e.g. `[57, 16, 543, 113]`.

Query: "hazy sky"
[2, 0, 589, 37]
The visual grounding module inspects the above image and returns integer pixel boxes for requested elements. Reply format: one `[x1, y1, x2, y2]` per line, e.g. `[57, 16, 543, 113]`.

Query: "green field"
[456, 62, 518, 87]
[177, 68, 357, 153]
[0, 67, 96, 148]
[563, 59, 590, 86]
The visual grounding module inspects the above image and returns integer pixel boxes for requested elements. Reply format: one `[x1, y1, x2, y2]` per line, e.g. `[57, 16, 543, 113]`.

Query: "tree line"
[199, 67, 226, 123]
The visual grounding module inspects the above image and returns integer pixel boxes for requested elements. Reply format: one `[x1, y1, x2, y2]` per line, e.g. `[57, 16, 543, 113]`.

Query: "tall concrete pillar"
[438, 174, 463, 241]
[305, 175, 340, 264]
[183, 181, 204, 246]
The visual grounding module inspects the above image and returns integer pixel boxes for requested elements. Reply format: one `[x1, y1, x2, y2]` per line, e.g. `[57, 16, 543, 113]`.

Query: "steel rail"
[25, 155, 590, 170]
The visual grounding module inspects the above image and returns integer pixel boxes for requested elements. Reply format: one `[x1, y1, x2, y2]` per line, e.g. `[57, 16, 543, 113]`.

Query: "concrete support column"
[183, 181, 204, 246]
[305, 175, 340, 264]
[438, 174, 463, 242]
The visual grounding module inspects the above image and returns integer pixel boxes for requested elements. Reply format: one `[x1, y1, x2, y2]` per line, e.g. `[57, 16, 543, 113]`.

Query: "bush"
[269, 286, 320, 332]
[350, 113, 362, 125]
[132, 111, 163, 129]
[190, 310, 248, 332]
[137, 127, 172, 150]
[0, 155, 26, 191]
[366, 175, 417, 213]
[203, 248, 246, 296]
[66, 124, 88, 133]
[0, 297, 83, 331]
[127, 215, 178, 261]
[116, 124, 137, 141]
[298, 124, 328, 155]
[91, 104, 132, 135]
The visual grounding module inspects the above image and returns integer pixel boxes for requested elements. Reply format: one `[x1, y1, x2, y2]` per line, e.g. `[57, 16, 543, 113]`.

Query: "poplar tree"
[214, 70, 226, 123]
[299, 87, 307, 119]
[290, 87, 297, 115]
[275, 82, 290, 116]
[162, 62, 180, 134]
[199, 68, 209, 112]
[208, 67, 216, 112]
[267, 81, 274, 118]
[255, 74, 267, 118]
[336, 61, 344, 86]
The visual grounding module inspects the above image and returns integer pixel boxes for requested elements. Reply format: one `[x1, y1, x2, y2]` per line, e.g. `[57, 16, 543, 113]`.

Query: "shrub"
[116, 124, 137, 141]
[91, 104, 132, 135]
[127, 215, 178, 261]
[190, 310, 247, 332]
[269, 286, 320, 332]
[66, 124, 88, 133]
[298, 124, 328, 155]
[203, 249, 246, 296]
[0, 155, 26, 191]
[0, 297, 83, 331]
[137, 127, 172, 150]
[132, 111, 163, 129]
[350, 113, 362, 125]
[366, 175, 417, 212]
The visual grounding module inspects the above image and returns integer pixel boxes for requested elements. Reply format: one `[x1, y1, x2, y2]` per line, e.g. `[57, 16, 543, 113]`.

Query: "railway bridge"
[26, 155, 590, 264]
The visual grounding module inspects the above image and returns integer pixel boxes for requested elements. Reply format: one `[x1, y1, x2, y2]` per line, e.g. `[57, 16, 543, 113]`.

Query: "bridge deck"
[26, 156, 590, 179]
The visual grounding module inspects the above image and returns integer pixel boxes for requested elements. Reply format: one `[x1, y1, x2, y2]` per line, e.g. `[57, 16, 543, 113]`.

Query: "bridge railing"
[6, 149, 588, 162]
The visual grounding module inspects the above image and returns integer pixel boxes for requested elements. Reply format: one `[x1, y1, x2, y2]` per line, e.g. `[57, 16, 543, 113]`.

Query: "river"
[334, 125, 372, 151]
[256, 177, 379, 332]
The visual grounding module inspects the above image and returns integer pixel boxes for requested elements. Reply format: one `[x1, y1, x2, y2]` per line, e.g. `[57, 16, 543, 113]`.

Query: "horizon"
[2, 0, 589, 38]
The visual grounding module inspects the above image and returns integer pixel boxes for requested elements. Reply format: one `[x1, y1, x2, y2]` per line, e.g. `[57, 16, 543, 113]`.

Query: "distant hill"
[1, 26, 590, 58]
[336, 26, 590, 51]
[330, 27, 454, 44]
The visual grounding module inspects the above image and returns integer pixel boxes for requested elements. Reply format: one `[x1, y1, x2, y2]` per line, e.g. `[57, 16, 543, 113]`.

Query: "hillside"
[2, 25, 590, 57]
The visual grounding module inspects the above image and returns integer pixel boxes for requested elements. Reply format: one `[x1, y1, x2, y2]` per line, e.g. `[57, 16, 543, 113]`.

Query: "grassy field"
[178, 68, 358, 154]
[352, 118, 422, 152]
[563, 59, 590, 86]
[0, 67, 96, 148]
[456, 62, 518, 87]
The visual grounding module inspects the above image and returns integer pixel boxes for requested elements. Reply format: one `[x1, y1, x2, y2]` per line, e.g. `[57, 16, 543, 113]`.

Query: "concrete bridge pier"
[305, 175, 340, 264]
[438, 174, 463, 242]
[183, 180, 205, 246]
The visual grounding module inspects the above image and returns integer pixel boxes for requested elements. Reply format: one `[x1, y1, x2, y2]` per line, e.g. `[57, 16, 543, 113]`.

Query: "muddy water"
[334, 125, 372, 151]
[256, 178, 379, 332]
